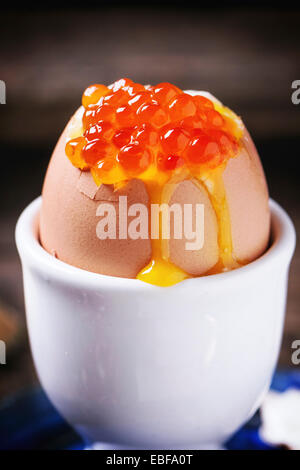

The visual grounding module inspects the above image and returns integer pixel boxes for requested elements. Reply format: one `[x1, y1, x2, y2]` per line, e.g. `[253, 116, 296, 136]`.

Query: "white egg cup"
[16, 197, 295, 450]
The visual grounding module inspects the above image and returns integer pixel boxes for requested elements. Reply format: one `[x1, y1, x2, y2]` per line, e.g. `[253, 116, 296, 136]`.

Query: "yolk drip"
[136, 179, 190, 287]
[66, 78, 243, 287]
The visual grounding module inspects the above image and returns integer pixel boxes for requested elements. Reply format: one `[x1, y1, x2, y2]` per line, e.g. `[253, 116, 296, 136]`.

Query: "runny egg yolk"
[65, 79, 243, 287]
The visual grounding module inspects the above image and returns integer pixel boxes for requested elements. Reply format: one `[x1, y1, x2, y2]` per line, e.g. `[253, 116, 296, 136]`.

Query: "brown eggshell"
[167, 180, 219, 275]
[223, 130, 270, 263]
[40, 125, 152, 278]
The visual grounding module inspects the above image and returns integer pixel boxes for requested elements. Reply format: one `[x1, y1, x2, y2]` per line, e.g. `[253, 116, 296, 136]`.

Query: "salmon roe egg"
[158, 154, 185, 171]
[153, 82, 182, 105]
[92, 158, 121, 185]
[82, 107, 98, 130]
[113, 127, 134, 148]
[94, 158, 115, 175]
[82, 140, 114, 165]
[82, 84, 109, 109]
[66, 79, 240, 180]
[128, 91, 152, 111]
[168, 94, 197, 121]
[137, 101, 168, 127]
[186, 133, 221, 166]
[133, 124, 158, 147]
[65, 137, 88, 170]
[193, 95, 214, 109]
[117, 143, 152, 174]
[104, 89, 128, 107]
[211, 130, 238, 156]
[84, 121, 114, 141]
[95, 103, 115, 123]
[116, 105, 136, 127]
[160, 126, 190, 155]
[205, 109, 224, 128]
[109, 78, 144, 96]
[109, 78, 134, 92]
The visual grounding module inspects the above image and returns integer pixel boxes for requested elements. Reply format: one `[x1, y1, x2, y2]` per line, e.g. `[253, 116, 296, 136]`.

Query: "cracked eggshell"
[39, 124, 152, 278]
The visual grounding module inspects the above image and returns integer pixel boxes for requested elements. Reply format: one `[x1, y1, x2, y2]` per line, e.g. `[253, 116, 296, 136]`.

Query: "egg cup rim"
[16, 196, 296, 292]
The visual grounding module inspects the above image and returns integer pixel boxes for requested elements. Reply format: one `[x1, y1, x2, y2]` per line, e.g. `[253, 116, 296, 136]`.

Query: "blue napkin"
[0, 369, 299, 450]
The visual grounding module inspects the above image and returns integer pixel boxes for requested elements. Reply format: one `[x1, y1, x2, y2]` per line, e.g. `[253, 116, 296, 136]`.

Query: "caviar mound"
[66, 79, 240, 186]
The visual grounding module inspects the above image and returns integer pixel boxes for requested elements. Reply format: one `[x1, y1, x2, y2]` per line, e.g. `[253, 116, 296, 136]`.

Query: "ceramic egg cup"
[16, 197, 295, 449]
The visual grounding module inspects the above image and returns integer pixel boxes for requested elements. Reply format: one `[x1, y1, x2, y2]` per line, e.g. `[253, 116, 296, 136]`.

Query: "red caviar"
[66, 79, 239, 181]
[117, 143, 152, 174]
[158, 154, 185, 171]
